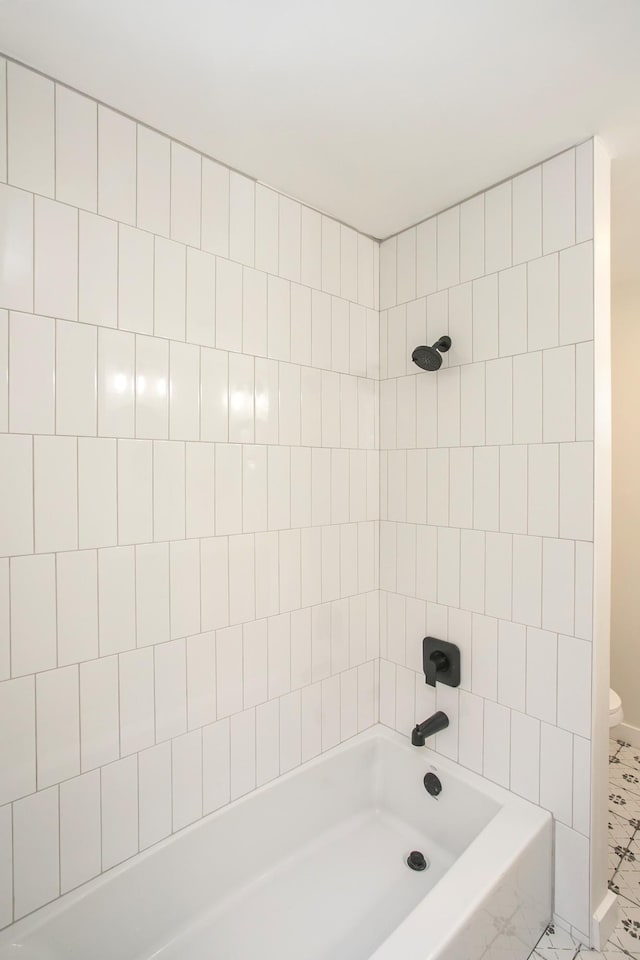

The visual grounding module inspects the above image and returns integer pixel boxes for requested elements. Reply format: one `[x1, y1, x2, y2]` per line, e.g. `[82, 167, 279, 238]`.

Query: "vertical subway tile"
[10, 554, 56, 676]
[513, 351, 542, 444]
[139, 742, 172, 849]
[78, 437, 117, 549]
[0, 185, 33, 312]
[460, 195, 484, 282]
[498, 264, 527, 357]
[169, 539, 201, 638]
[291, 282, 312, 367]
[201, 159, 229, 257]
[216, 258, 243, 353]
[557, 635, 591, 739]
[575, 140, 594, 243]
[55, 86, 97, 211]
[185, 633, 216, 728]
[56, 319, 97, 436]
[98, 106, 136, 225]
[559, 241, 593, 345]
[242, 267, 267, 357]
[7, 62, 54, 197]
[542, 149, 575, 254]
[136, 336, 170, 438]
[34, 435, 78, 553]
[169, 341, 200, 440]
[170, 142, 201, 247]
[543, 345, 575, 442]
[0, 57, 5, 184]
[472, 274, 498, 361]
[357, 234, 375, 309]
[201, 347, 229, 442]
[79, 212, 118, 328]
[510, 711, 540, 802]
[255, 185, 279, 276]
[185, 441, 215, 539]
[98, 546, 136, 656]
[9, 312, 55, 434]
[136, 542, 170, 647]
[279, 195, 301, 283]
[512, 166, 542, 265]
[528, 253, 558, 351]
[154, 236, 186, 340]
[542, 537, 575, 635]
[230, 709, 256, 800]
[417, 218, 437, 297]
[526, 627, 558, 724]
[80, 656, 119, 770]
[34, 197, 78, 321]
[153, 440, 186, 541]
[321, 217, 341, 296]
[483, 700, 510, 787]
[36, 665, 80, 787]
[484, 181, 511, 274]
[59, 770, 101, 893]
[171, 730, 203, 830]
[12, 787, 59, 919]
[0, 675, 36, 804]
[97, 327, 135, 438]
[215, 443, 242, 536]
[229, 172, 255, 268]
[154, 637, 187, 742]
[437, 207, 460, 290]
[528, 444, 559, 538]
[301, 207, 321, 291]
[512, 535, 542, 627]
[202, 719, 230, 814]
[340, 225, 358, 303]
[101, 755, 138, 870]
[396, 228, 417, 303]
[119, 225, 154, 335]
[57, 549, 99, 666]
[137, 126, 170, 237]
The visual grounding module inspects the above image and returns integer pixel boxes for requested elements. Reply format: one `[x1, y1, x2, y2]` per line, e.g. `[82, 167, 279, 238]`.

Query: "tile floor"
[528, 738, 640, 959]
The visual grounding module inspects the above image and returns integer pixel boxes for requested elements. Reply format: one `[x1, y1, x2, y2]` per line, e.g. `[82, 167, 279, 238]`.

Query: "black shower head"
[411, 336, 451, 371]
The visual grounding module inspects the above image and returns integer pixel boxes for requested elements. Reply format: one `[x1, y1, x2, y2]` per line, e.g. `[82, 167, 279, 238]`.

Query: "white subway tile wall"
[378, 141, 595, 939]
[0, 56, 598, 942]
[0, 58, 380, 927]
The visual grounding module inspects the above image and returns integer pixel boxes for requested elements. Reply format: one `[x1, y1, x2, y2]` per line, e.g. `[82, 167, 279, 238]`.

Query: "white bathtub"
[0, 725, 551, 960]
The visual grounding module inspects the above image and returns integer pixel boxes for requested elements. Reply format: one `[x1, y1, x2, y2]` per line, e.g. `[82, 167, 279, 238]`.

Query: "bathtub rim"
[0, 723, 551, 957]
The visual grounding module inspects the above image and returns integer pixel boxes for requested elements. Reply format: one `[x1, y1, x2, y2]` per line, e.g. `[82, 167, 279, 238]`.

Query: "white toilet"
[610, 688, 624, 728]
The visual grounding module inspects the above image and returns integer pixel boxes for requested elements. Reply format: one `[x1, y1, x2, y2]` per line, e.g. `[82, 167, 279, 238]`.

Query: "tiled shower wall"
[0, 58, 381, 928]
[377, 143, 596, 937]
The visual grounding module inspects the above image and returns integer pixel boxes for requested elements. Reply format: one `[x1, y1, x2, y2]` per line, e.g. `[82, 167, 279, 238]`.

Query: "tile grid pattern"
[0, 57, 381, 928]
[528, 741, 640, 959]
[377, 142, 596, 937]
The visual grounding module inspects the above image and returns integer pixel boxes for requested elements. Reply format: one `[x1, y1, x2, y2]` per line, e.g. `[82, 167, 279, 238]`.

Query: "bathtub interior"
[0, 730, 512, 960]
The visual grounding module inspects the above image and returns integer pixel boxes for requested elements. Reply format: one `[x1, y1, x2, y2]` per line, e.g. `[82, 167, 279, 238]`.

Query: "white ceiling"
[1, 0, 640, 269]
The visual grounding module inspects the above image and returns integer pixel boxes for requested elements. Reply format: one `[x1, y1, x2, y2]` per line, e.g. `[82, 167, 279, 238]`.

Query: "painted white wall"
[611, 281, 640, 730]
[378, 143, 601, 942]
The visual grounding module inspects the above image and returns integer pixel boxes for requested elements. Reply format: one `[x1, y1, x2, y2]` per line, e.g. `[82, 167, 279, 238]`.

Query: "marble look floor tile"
[609, 811, 638, 847]
[610, 785, 640, 822]
[578, 949, 634, 959]
[610, 898, 640, 954]
[611, 765, 640, 798]
[610, 838, 640, 907]
[617, 746, 640, 772]
[533, 923, 581, 958]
